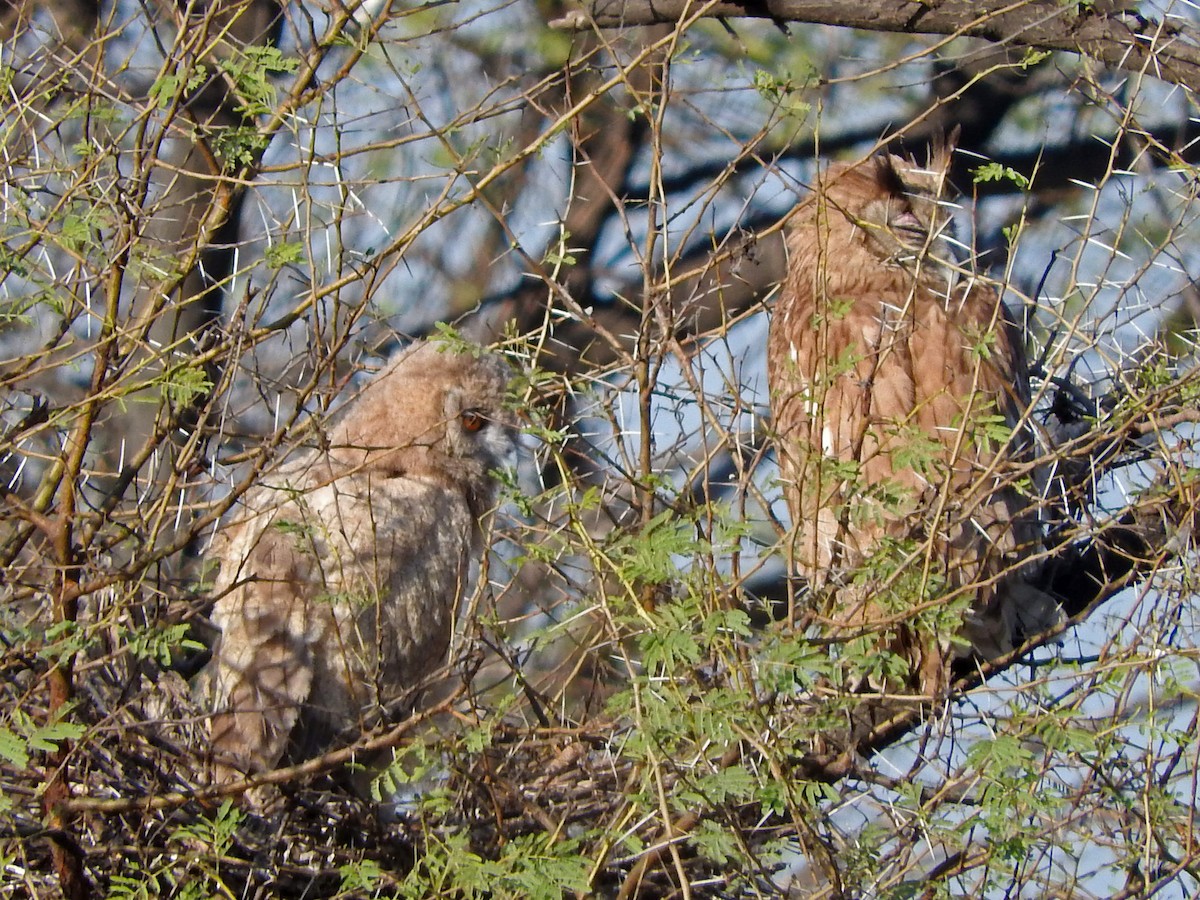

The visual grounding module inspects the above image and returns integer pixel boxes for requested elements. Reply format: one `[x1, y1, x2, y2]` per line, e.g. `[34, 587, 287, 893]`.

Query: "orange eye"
[460, 410, 486, 433]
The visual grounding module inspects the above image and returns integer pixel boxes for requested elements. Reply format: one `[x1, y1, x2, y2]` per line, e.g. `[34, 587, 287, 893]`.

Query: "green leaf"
[609, 509, 707, 585]
[971, 161, 1030, 190]
[690, 818, 740, 865]
[148, 65, 208, 109]
[26, 719, 85, 754]
[59, 212, 90, 252]
[217, 44, 298, 117]
[264, 240, 305, 269]
[496, 834, 592, 900]
[967, 734, 1035, 770]
[160, 362, 213, 409]
[170, 799, 243, 856]
[0, 727, 29, 768]
[1019, 48, 1052, 68]
[339, 859, 386, 893]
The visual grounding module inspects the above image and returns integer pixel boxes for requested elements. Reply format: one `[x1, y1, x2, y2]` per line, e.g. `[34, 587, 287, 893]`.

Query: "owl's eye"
[460, 410, 486, 433]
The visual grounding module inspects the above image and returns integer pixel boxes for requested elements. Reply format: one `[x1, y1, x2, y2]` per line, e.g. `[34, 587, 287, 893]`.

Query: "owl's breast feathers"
[218, 470, 472, 696]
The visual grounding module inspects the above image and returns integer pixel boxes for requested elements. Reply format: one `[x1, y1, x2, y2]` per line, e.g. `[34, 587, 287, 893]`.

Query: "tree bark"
[556, 1, 1200, 93]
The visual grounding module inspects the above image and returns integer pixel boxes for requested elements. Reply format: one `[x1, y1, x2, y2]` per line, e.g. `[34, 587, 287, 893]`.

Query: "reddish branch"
[33, 359, 110, 900]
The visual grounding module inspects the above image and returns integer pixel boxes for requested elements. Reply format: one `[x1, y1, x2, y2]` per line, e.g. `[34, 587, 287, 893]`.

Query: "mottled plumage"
[205, 340, 517, 780]
[767, 144, 1058, 694]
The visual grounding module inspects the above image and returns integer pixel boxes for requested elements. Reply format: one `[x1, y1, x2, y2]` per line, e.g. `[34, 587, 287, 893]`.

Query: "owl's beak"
[484, 422, 522, 473]
[890, 210, 928, 245]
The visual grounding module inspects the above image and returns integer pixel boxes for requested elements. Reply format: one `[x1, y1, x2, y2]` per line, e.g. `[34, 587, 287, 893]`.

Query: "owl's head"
[812, 136, 959, 275]
[330, 340, 519, 511]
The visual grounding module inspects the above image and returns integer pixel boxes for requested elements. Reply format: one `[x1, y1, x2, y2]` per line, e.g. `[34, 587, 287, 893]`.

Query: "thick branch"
[557, 1, 1200, 93]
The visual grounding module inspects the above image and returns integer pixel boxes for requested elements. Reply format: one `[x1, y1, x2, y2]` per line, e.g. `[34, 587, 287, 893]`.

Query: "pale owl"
[766, 141, 1059, 696]
[205, 340, 518, 781]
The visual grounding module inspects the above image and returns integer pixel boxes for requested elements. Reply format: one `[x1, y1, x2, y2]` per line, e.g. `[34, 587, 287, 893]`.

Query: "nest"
[0, 639, 815, 900]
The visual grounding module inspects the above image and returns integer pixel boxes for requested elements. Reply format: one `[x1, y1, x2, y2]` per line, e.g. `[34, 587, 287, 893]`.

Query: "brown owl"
[205, 340, 518, 782]
[766, 142, 1059, 696]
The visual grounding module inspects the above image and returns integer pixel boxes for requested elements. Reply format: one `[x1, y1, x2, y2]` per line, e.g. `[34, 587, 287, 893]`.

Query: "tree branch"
[556, 1, 1200, 93]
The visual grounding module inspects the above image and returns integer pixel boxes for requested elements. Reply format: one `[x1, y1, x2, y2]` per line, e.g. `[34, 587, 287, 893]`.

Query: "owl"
[205, 340, 518, 782]
[766, 142, 1059, 696]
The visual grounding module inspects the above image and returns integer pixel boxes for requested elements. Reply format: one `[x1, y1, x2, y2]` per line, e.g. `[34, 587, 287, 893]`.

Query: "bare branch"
[557, 1, 1200, 92]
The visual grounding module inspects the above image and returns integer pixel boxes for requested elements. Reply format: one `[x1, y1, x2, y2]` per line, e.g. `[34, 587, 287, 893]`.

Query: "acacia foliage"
[0, 2, 1199, 898]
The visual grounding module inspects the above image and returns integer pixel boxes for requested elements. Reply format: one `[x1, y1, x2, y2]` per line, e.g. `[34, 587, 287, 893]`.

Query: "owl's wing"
[207, 512, 321, 780]
[206, 473, 479, 778]
[886, 279, 1060, 672]
[952, 281, 1064, 650]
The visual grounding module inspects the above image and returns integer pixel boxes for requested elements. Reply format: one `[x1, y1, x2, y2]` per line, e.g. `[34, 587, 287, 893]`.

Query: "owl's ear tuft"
[930, 126, 960, 175]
